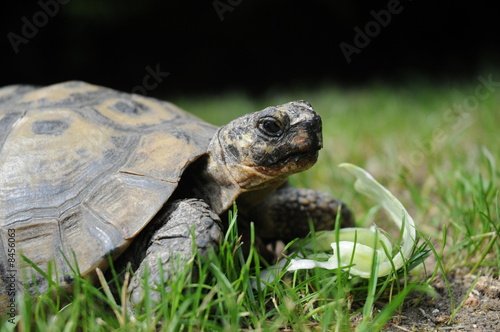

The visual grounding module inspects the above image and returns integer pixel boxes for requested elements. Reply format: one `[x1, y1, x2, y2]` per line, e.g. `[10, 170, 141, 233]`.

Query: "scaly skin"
[249, 185, 354, 243]
[125, 199, 223, 306]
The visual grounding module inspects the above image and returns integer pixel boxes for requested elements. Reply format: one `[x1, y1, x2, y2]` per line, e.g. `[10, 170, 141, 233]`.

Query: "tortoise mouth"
[265, 146, 320, 176]
[254, 148, 319, 178]
[279, 148, 319, 165]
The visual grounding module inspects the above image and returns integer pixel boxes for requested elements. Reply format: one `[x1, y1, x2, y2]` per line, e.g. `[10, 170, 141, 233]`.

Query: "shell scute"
[0, 81, 217, 282]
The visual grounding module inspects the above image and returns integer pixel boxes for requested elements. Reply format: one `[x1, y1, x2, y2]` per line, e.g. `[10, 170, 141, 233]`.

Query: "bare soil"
[380, 269, 500, 331]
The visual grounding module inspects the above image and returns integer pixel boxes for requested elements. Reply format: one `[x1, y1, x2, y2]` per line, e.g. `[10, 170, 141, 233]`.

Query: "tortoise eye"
[258, 117, 283, 137]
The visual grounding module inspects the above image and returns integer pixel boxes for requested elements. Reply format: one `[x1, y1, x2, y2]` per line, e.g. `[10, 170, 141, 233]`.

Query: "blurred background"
[2, 0, 499, 97]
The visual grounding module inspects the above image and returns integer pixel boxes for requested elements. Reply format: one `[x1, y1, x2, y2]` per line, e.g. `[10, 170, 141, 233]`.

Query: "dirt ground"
[378, 268, 500, 331]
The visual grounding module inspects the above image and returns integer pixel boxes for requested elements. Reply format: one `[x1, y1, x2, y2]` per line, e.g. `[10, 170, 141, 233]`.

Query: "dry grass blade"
[95, 267, 124, 326]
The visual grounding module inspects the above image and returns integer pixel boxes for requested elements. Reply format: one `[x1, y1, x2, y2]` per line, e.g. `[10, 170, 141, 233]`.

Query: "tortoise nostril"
[313, 114, 322, 130]
[309, 117, 323, 149]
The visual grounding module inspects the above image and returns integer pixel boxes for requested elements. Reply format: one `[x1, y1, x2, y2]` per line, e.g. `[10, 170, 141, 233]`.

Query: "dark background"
[2, 0, 499, 97]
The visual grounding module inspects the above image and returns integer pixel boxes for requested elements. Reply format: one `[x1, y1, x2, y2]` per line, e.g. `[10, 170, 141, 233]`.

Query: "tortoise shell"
[0, 81, 217, 284]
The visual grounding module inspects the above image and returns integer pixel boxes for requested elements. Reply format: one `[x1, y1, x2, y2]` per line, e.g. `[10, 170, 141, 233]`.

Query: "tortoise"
[0, 81, 353, 310]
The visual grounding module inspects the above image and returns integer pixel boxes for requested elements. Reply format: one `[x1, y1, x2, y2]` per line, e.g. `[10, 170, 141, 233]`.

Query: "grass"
[2, 77, 499, 331]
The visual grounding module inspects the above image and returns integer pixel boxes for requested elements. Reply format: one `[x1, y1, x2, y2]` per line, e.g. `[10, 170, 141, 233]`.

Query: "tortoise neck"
[193, 133, 243, 215]
[196, 155, 241, 215]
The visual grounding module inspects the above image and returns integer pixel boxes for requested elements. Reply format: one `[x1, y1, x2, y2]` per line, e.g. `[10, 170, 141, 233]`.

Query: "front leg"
[249, 186, 354, 244]
[126, 198, 223, 306]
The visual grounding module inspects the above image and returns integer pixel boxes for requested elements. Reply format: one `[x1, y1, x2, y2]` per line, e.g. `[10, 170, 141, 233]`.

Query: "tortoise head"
[203, 101, 322, 215]
[216, 100, 322, 187]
